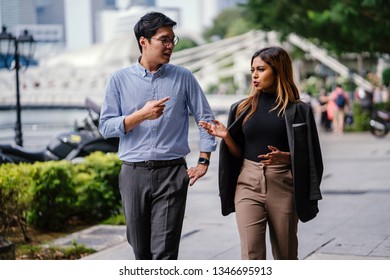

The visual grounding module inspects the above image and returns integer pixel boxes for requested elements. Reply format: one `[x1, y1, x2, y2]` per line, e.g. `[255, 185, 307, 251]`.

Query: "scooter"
[369, 109, 390, 137]
[0, 98, 119, 164]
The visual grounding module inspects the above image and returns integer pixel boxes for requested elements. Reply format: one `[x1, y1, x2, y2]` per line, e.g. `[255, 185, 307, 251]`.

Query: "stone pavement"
[51, 131, 390, 260]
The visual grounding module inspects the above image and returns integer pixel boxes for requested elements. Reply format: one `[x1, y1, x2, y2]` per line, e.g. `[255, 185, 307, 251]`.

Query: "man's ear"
[140, 37, 148, 48]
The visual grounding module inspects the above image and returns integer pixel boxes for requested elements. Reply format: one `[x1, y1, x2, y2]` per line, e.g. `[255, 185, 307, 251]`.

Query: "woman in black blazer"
[199, 46, 323, 260]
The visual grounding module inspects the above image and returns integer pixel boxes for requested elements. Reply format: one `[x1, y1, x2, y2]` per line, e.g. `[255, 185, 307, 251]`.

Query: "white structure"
[64, 0, 93, 50]
[13, 24, 63, 42]
[156, 0, 246, 33]
[0, 30, 374, 111]
[96, 0, 247, 44]
[97, 6, 180, 44]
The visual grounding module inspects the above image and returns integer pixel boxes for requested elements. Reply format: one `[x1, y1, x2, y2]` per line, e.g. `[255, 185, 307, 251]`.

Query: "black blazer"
[218, 100, 323, 222]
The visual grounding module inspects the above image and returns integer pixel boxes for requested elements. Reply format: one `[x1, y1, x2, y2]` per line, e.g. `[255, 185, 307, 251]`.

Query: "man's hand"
[187, 164, 208, 186]
[141, 96, 170, 120]
[123, 96, 170, 132]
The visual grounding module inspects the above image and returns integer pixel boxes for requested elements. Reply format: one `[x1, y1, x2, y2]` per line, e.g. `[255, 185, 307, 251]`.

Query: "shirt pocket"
[293, 123, 307, 146]
[292, 122, 306, 128]
[164, 92, 185, 120]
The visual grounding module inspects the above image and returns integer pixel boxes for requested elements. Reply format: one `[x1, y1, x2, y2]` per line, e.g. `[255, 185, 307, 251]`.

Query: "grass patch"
[100, 213, 126, 225]
[5, 220, 96, 260]
[16, 240, 95, 260]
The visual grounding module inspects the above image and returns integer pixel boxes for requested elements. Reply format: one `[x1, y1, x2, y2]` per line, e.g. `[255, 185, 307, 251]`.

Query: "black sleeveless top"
[242, 93, 289, 162]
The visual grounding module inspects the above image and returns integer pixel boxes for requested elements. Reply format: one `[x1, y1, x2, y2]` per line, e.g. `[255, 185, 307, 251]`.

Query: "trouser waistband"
[123, 158, 186, 169]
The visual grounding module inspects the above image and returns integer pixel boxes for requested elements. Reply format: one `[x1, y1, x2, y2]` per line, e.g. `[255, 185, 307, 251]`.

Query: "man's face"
[141, 26, 176, 66]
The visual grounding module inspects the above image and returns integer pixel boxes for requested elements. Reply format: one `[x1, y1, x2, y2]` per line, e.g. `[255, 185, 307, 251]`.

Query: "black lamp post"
[0, 25, 35, 147]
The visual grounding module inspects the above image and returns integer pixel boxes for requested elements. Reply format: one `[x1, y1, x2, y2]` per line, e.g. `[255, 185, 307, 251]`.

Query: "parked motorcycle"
[0, 98, 119, 164]
[369, 109, 390, 137]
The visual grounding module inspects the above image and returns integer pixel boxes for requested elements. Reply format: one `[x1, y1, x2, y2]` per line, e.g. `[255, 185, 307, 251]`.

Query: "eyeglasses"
[151, 36, 179, 46]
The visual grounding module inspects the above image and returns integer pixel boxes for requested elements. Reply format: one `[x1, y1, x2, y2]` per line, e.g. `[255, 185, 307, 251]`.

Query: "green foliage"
[17, 240, 95, 260]
[0, 152, 122, 233]
[64, 240, 96, 258]
[245, 0, 390, 55]
[203, 6, 254, 40]
[382, 68, 390, 86]
[225, 17, 253, 38]
[351, 103, 370, 131]
[28, 161, 77, 231]
[300, 76, 325, 97]
[374, 101, 390, 111]
[73, 152, 122, 221]
[174, 37, 198, 52]
[101, 213, 126, 225]
[0, 163, 33, 239]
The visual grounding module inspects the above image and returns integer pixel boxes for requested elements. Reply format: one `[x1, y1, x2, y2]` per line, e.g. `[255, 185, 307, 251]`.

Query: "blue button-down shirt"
[99, 61, 217, 162]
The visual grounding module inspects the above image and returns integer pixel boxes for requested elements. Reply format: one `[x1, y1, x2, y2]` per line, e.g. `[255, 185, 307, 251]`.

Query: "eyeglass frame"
[150, 35, 179, 46]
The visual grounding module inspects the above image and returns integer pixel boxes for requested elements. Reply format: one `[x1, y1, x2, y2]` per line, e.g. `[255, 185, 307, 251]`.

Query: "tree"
[245, 0, 390, 55]
[203, 6, 254, 41]
[175, 37, 198, 52]
[382, 68, 390, 86]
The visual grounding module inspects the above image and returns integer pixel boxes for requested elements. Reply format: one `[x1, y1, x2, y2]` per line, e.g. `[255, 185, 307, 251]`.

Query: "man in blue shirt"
[99, 12, 217, 260]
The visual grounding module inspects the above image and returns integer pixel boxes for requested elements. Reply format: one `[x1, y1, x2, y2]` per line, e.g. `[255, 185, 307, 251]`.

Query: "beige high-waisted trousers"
[235, 159, 298, 260]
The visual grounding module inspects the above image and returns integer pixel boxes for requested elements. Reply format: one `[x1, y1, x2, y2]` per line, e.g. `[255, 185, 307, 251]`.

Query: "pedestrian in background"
[99, 12, 217, 260]
[327, 84, 350, 134]
[199, 46, 323, 260]
[317, 88, 332, 132]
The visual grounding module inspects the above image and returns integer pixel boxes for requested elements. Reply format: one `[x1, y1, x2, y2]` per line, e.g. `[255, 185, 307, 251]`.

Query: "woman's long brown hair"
[236, 46, 301, 124]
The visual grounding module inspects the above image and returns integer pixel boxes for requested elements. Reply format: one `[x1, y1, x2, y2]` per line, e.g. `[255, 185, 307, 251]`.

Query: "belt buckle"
[146, 160, 155, 168]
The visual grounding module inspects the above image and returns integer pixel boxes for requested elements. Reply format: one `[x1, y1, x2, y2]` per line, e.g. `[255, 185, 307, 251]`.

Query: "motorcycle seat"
[0, 144, 47, 162]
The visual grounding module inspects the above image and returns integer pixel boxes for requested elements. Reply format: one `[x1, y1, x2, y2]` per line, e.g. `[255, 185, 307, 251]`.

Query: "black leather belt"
[123, 158, 186, 169]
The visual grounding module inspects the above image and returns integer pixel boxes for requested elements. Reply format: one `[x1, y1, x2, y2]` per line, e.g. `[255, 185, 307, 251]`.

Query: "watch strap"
[198, 157, 210, 165]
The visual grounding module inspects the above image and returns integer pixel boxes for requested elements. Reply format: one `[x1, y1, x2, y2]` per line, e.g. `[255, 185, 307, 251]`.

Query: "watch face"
[198, 157, 209, 165]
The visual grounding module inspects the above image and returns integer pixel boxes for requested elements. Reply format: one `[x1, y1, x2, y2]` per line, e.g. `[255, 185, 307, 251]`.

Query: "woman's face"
[251, 56, 277, 93]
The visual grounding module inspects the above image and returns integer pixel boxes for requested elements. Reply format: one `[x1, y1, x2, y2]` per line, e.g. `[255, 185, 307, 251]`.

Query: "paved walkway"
[51, 131, 390, 260]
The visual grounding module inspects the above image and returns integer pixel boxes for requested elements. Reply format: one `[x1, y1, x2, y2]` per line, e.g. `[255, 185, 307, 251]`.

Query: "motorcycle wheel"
[369, 120, 388, 137]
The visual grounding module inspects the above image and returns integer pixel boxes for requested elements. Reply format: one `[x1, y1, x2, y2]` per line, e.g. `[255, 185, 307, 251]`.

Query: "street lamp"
[0, 25, 35, 147]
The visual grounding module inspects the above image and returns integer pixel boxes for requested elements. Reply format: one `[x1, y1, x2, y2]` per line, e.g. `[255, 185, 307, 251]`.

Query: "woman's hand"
[258, 145, 291, 165]
[200, 119, 242, 158]
[198, 120, 228, 139]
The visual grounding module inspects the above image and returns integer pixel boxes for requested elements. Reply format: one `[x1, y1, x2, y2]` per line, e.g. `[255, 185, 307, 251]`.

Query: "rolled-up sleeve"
[186, 72, 217, 152]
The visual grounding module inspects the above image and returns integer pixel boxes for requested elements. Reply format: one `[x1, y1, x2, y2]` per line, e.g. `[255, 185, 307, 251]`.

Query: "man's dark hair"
[134, 12, 177, 53]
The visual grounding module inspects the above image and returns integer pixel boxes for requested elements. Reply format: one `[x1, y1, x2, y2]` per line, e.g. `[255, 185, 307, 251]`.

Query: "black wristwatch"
[198, 157, 210, 165]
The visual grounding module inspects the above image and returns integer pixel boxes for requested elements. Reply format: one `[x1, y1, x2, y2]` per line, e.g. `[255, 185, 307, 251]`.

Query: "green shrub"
[1, 152, 122, 235]
[0, 163, 34, 240]
[28, 161, 77, 231]
[351, 102, 370, 131]
[73, 152, 122, 222]
[374, 101, 390, 111]
[101, 213, 126, 225]
[382, 68, 390, 86]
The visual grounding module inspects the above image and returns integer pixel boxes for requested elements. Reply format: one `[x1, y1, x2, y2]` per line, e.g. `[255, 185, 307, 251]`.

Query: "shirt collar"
[136, 56, 166, 78]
